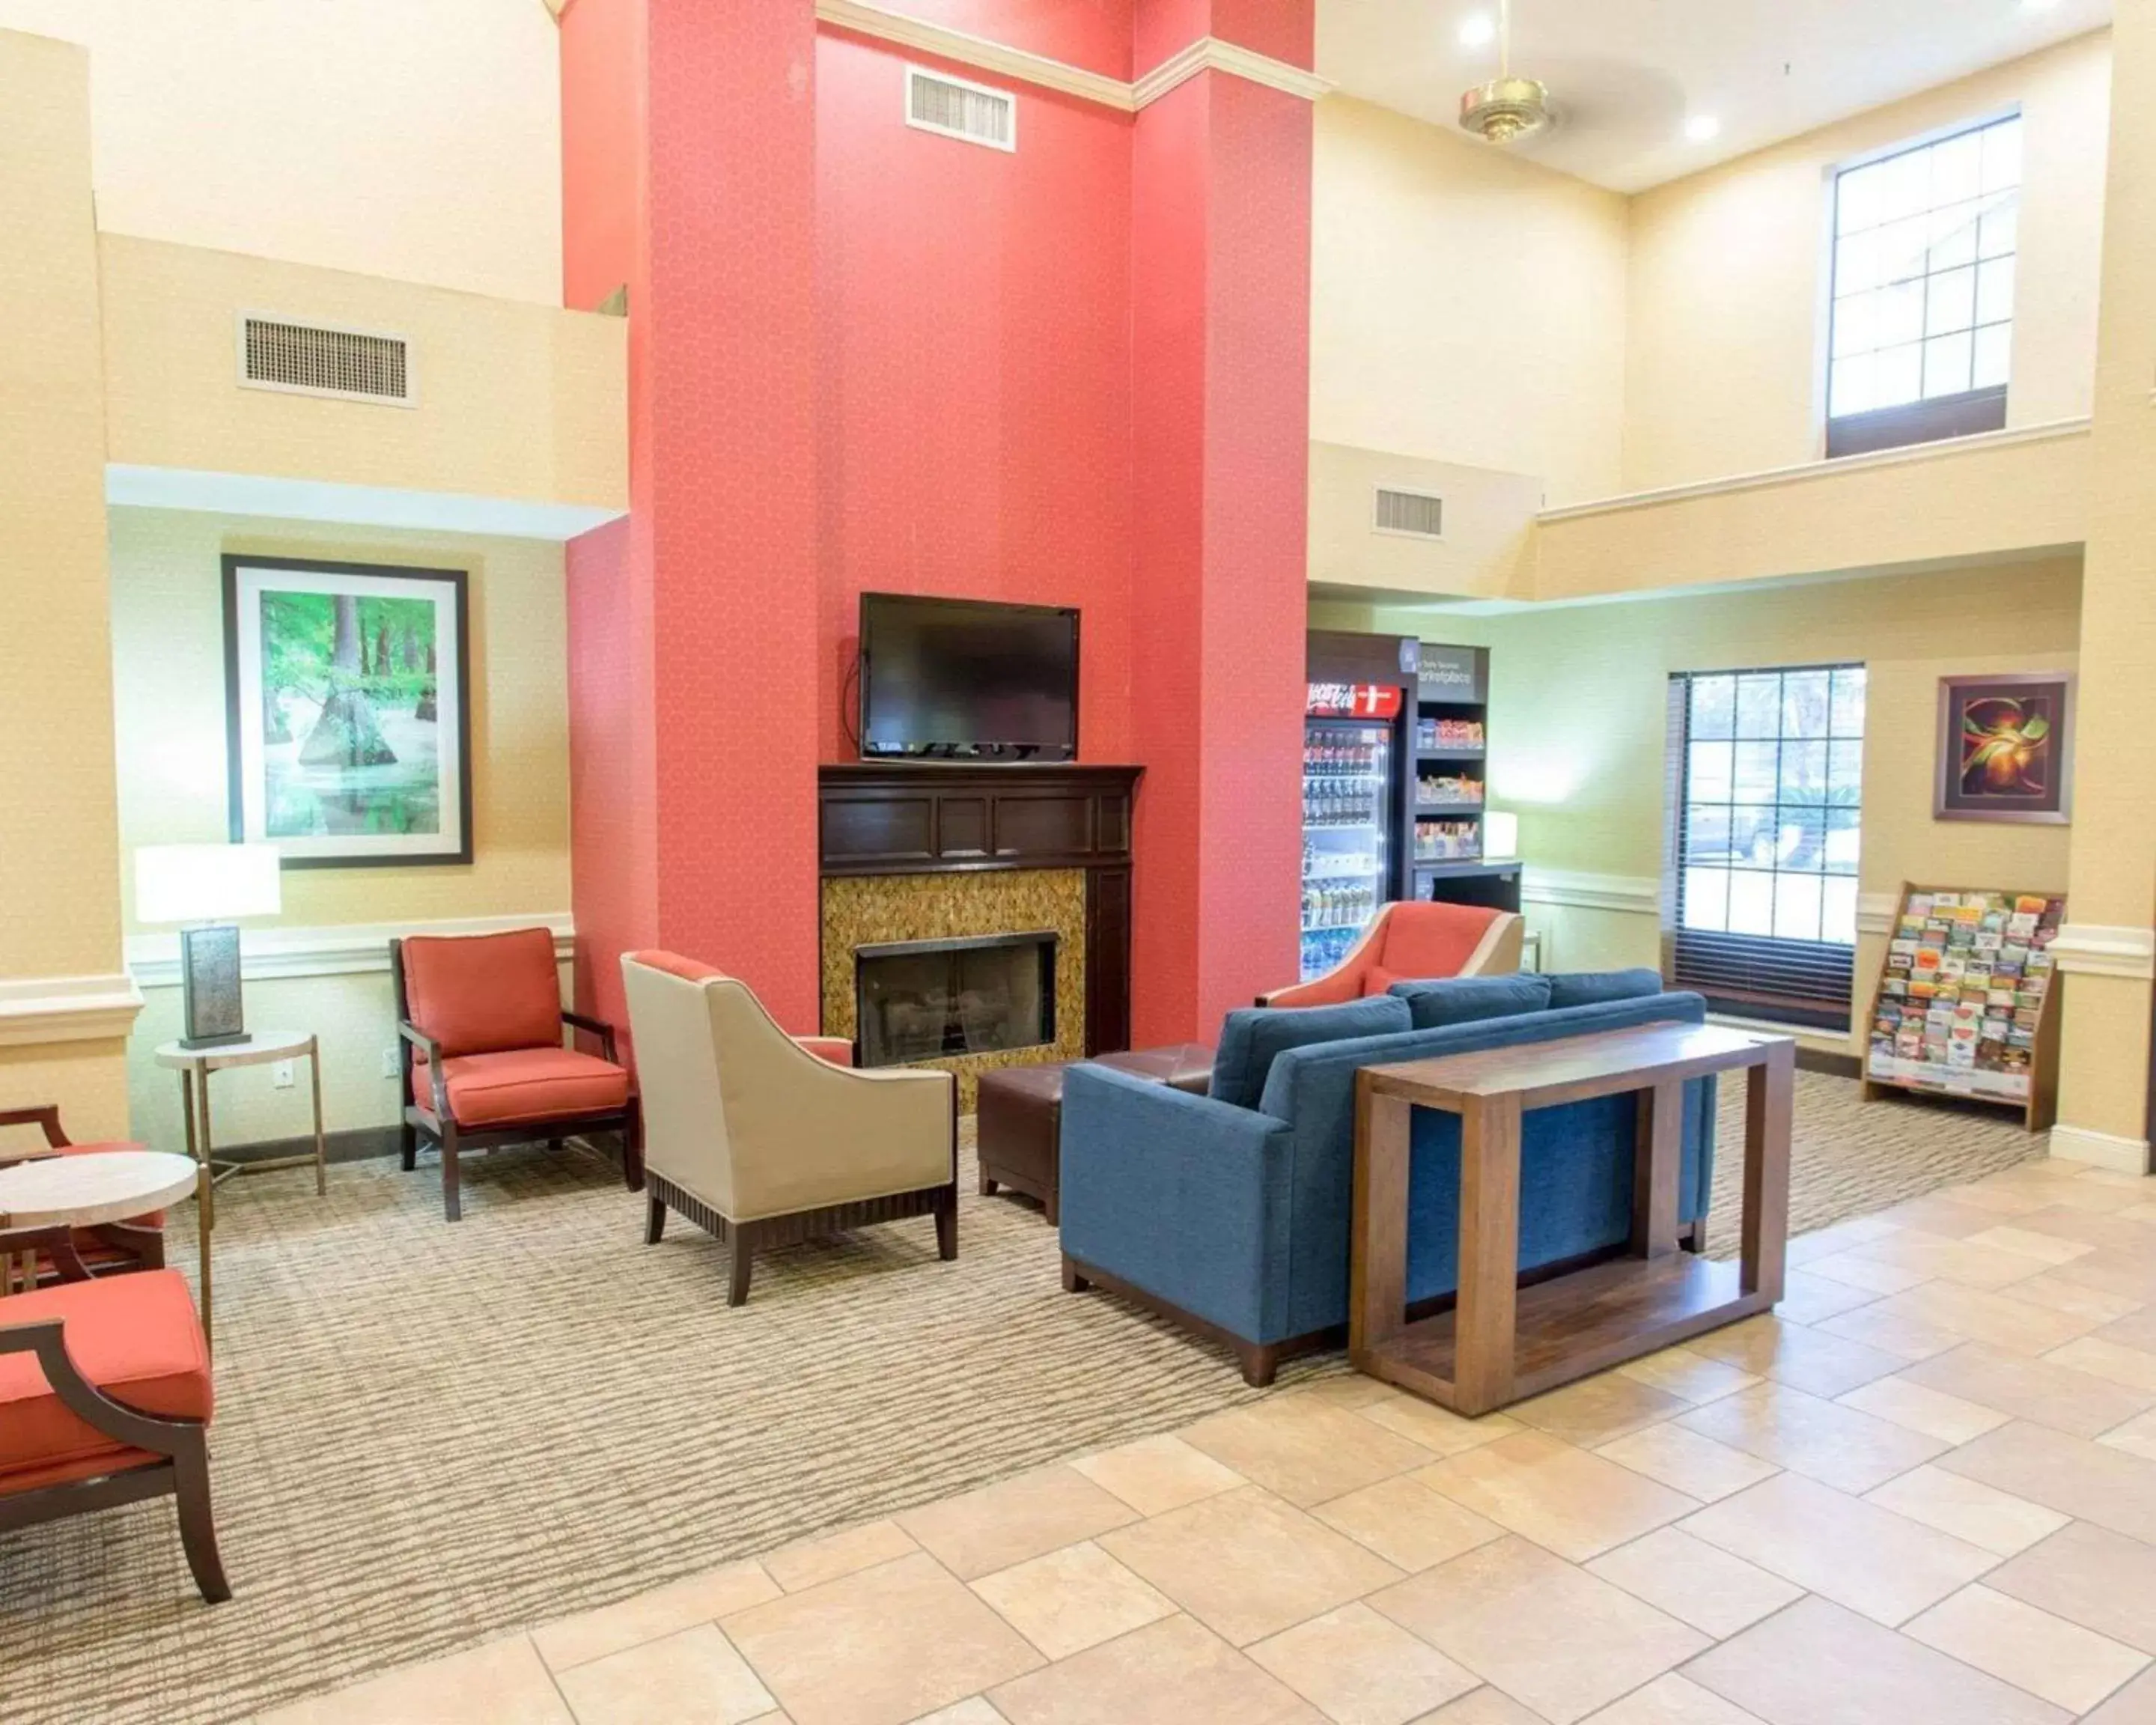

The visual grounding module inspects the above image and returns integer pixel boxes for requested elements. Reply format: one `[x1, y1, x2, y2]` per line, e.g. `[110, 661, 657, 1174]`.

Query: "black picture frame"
[222, 555, 475, 868]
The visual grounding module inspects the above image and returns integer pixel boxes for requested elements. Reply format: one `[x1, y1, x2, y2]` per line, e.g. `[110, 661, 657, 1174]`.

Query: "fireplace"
[856, 932, 1057, 1068]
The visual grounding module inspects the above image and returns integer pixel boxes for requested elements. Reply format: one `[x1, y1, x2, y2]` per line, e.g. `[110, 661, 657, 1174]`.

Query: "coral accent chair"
[0, 1229, 228, 1601]
[621, 951, 957, 1306]
[392, 928, 639, 1222]
[1260, 901, 1525, 1008]
[0, 1107, 165, 1280]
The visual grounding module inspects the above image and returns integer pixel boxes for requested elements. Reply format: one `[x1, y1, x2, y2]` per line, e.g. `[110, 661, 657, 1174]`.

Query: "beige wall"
[1307, 442, 1540, 602]
[1310, 96, 1630, 511]
[0, 1, 562, 305]
[0, 30, 131, 1138]
[1623, 31, 2110, 493]
[109, 508, 573, 1149]
[1346, 556, 2083, 1062]
[101, 237, 627, 512]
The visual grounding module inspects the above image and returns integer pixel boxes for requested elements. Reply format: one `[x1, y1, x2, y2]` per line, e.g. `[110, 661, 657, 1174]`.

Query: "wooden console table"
[1351, 1023, 1794, 1416]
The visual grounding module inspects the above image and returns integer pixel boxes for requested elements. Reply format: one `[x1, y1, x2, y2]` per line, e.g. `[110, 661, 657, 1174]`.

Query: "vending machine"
[1300, 633, 1419, 982]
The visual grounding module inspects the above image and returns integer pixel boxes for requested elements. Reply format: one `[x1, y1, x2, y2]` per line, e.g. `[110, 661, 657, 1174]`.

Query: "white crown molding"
[127, 915, 575, 988]
[1537, 417, 2092, 525]
[0, 973, 147, 1047]
[2047, 1122, 2154, 1175]
[1520, 868, 1659, 917]
[1130, 36, 1333, 107]
[811, 2, 1327, 113]
[2049, 922, 2156, 981]
[1855, 892, 1898, 938]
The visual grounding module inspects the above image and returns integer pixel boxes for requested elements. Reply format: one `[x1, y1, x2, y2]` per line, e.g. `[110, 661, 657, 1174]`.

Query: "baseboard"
[2046, 1123, 2154, 1175]
[216, 1125, 403, 1168]
[1794, 1048, 1862, 1080]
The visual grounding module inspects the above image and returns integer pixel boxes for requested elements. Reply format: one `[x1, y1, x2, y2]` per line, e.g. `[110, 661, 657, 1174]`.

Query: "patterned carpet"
[0, 1071, 2041, 1725]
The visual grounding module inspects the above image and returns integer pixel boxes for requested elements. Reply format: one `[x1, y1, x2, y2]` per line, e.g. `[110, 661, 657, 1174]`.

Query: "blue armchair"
[1059, 991, 1717, 1384]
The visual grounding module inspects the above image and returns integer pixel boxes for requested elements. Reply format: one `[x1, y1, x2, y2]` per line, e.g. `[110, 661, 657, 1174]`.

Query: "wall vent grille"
[906, 66, 1017, 151]
[238, 315, 415, 406]
[1373, 487, 1445, 539]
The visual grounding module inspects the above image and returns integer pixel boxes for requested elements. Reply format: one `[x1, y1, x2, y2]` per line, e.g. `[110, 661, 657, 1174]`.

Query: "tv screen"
[859, 594, 1079, 761]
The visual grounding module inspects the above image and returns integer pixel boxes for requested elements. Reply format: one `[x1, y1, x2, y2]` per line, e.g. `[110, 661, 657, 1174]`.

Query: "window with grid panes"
[1826, 115, 2020, 457]
[1668, 666, 1866, 1026]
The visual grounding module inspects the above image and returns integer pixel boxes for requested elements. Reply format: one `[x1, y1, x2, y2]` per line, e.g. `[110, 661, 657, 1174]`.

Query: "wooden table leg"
[308, 1038, 328, 1197]
[1350, 1086, 1413, 1363]
[1453, 1093, 1523, 1415]
[1742, 1044, 1794, 1303]
[1630, 1079, 1684, 1258]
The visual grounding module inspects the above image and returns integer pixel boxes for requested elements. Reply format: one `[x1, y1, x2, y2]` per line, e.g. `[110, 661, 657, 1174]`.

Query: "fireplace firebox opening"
[854, 931, 1058, 1068]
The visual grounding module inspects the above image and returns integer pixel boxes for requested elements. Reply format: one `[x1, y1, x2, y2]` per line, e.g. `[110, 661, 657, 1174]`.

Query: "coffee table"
[1350, 1021, 1794, 1416]
[0, 1149, 204, 1325]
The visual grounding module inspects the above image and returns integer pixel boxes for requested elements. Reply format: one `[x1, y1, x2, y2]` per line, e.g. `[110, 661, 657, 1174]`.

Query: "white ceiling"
[1316, 0, 2112, 192]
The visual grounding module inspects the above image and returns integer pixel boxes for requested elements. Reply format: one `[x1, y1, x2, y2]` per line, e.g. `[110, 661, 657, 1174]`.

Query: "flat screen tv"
[859, 594, 1079, 761]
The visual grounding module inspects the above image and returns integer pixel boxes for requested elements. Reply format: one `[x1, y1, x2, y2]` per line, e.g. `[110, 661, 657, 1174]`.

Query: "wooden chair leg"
[1061, 1256, 1090, 1293]
[621, 1098, 645, 1193]
[644, 1190, 666, 1245]
[400, 1123, 418, 1172]
[935, 1190, 957, 1262]
[440, 1124, 463, 1223]
[171, 1430, 231, 1604]
[728, 1237, 754, 1307]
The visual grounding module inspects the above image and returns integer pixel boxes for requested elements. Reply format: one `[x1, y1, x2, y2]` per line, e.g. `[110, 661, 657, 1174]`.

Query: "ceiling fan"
[1459, 0, 1554, 144]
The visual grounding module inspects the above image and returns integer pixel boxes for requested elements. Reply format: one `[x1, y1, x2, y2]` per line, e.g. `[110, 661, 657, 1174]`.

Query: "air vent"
[1373, 487, 1445, 540]
[237, 315, 415, 407]
[906, 66, 1017, 151]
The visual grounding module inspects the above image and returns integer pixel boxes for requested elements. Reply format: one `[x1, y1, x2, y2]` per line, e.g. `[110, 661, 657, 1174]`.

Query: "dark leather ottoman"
[975, 1044, 1213, 1225]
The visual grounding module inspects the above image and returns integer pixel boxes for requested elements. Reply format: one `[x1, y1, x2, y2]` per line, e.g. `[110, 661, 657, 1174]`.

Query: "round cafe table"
[0, 1149, 208, 1338]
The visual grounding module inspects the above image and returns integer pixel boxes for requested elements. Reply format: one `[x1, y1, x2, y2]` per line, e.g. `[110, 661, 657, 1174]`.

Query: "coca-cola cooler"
[1300, 633, 1419, 982]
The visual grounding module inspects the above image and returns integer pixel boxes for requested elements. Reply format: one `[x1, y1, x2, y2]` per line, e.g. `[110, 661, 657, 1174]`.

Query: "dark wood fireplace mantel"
[817, 761, 1142, 1056]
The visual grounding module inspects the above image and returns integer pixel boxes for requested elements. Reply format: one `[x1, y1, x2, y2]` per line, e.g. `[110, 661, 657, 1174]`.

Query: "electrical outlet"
[381, 1046, 400, 1079]
[272, 1059, 295, 1089]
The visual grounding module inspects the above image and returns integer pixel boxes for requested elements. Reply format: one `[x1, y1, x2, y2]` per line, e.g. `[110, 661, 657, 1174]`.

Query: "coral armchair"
[0, 1227, 228, 1601]
[622, 951, 957, 1305]
[393, 928, 639, 1222]
[1261, 901, 1525, 1008]
[0, 1107, 165, 1280]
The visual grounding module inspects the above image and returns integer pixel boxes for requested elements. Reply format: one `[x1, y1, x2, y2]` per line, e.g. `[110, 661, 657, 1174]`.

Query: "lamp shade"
[1482, 811, 1520, 860]
[135, 844, 282, 924]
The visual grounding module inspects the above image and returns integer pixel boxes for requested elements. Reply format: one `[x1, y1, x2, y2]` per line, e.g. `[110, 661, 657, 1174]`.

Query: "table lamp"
[1483, 810, 1520, 860]
[135, 844, 281, 1049]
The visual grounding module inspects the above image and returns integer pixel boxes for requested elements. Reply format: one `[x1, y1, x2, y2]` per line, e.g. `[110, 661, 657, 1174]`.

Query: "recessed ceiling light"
[1684, 115, 1723, 142]
[1458, 13, 1497, 48]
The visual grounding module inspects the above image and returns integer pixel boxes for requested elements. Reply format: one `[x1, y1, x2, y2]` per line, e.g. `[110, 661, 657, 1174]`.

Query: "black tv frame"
[857, 592, 1081, 764]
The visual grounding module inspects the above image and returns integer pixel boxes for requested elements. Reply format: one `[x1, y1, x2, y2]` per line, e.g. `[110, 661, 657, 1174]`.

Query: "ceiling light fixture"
[1458, 0, 1553, 146]
[1458, 13, 1496, 48]
[1685, 115, 1722, 142]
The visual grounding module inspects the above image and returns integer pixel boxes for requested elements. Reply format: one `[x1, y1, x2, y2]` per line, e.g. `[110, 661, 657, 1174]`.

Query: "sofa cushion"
[1544, 968, 1666, 1010]
[0, 1268, 210, 1486]
[1211, 997, 1411, 1112]
[401, 928, 562, 1057]
[1387, 973, 1553, 1031]
[420, 1047, 631, 1128]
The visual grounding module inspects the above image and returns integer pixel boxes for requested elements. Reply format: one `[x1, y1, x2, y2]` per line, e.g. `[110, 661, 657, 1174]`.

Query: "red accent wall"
[814, 33, 1135, 764]
[564, 1, 1312, 1047]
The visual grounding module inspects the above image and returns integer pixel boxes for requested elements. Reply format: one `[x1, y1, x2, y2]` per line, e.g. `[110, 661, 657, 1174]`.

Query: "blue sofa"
[1059, 983, 1717, 1384]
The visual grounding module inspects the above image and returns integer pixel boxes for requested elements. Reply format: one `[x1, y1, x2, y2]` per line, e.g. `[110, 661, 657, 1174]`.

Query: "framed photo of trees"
[222, 556, 472, 867]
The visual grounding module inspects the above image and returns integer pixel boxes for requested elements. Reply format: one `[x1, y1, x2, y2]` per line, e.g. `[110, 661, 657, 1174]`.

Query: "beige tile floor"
[255, 1155, 2156, 1725]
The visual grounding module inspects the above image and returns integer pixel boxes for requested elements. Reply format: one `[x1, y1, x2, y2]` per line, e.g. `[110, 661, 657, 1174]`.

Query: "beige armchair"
[621, 950, 957, 1304]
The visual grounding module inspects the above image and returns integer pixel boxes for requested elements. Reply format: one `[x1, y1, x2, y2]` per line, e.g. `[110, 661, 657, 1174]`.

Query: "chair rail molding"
[2049, 922, 2156, 981]
[2047, 1122, 2155, 1175]
[1520, 868, 1659, 917]
[127, 915, 575, 987]
[0, 973, 147, 1047]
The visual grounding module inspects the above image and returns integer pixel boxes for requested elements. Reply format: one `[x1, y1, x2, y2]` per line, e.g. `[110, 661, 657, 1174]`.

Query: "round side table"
[0, 1149, 205, 1330]
[153, 1032, 329, 1196]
